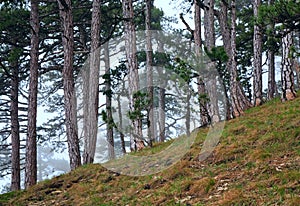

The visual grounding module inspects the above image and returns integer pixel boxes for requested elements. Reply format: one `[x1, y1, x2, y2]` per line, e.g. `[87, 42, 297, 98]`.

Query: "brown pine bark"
[145, 0, 155, 146]
[229, 0, 252, 117]
[267, 48, 276, 99]
[194, 0, 210, 126]
[281, 32, 296, 101]
[83, 0, 101, 164]
[25, 0, 39, 189]
[117, 94, 126, 154]
[215, 0, 251, 118]
[215, 0, 233, 118]
[203, 0, 220, 123]
[122, 0, 144, 151]
[203, 0, 215, 49]
[267, 0, 276, 100]
[58, 0, 81, 170]
[157, 40, 166, 142]
[253, 0, 263, 106]
[159, 87, 166, 142]
[104, 42, 115, 160]
[10, 50, 20, 191]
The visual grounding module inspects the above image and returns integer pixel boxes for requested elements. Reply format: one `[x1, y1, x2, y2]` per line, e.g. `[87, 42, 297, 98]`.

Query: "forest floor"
[1, 95, 300, 205]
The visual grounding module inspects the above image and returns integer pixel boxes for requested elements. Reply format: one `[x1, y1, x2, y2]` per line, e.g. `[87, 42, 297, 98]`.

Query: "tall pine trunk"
[145, 0, 154, 146]
[104, 42, 115, 160]
[157, 40, 166, 142]
[122, 0, 144, 151]
[83, 0, 101, 164]
[58, 0, 81, 170]
[253, 0, 263, 106]
[25, 0, 39, 188]
[267, 0, 276, 100]
[203, 0, 220, 123]
[117, 94, 126, 154]
[229, 0, 252, 117]
[267, 48, 276, 99]
[215, 0, 232, 118]
[194, 0, 210, 126]
[10, 49, 20, 191]
[281, 32, 296, 101]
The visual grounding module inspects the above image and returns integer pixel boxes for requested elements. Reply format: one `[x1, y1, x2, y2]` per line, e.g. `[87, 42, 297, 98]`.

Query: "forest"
[0, 0, 299, 197]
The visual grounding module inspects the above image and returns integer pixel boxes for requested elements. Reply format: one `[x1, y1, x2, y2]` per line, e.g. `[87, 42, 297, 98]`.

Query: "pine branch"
[179, 13, 194, 36]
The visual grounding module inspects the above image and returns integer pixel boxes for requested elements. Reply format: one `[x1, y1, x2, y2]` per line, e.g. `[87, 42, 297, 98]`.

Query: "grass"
[1, 96, 300, 205]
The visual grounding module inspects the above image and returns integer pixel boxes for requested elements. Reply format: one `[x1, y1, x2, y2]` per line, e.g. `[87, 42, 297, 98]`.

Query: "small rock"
[144, 184, 151, 190]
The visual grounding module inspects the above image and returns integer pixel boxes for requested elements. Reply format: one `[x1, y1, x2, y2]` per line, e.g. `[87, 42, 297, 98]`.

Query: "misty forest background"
[0, 0, 299, 194]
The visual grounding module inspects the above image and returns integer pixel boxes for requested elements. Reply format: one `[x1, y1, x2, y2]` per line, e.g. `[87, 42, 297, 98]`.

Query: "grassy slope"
[1, 97, 300, 206]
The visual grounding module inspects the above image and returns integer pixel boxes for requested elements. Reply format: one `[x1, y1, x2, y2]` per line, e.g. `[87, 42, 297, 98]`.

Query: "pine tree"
[25, 0, 39, 188]
[145, 0, 155, 146]
[281, 32, 296, 101]
[57, 0, 81, 170]
[122, 0, 144, 151]
[82, 0, 101, 164]
[253, 0, 263, 106]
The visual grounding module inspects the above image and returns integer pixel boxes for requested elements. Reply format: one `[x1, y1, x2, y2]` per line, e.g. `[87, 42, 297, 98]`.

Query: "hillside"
[1, 97, 300, 206]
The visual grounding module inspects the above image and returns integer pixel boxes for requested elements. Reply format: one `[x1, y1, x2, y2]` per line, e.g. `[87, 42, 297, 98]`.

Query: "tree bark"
[104, 42, 115, 160]
[157, 40, 166, 142]
[25, 0, 39, 188]
[203, 0, 220, 123]
[122, 0, 144, 151]
[10, 49, 20, 191]
[83, 0, 101, 164]
[267, 0, 276, 100]
[194, 0, 210, 126]
[117, 94, 126, 154]
[145, 0, 154, 146]
[58, 0, 81, 170]
[186, 90, 191, 136]
[215, 0, 232, 118]
[281, 32, 296, 101]
[159, 87, 165, 142]
[267, 49, 276, 99]
[229, 0, 252, 117]
[203, 0, 215, 49]
[253, 0, 263, 106]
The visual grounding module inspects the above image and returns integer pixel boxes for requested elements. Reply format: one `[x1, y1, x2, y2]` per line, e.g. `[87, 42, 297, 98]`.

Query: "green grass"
[1, 96, 300, 205]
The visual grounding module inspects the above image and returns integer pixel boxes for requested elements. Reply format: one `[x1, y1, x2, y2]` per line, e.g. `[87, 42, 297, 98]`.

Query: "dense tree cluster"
[0, 0, 299, 192]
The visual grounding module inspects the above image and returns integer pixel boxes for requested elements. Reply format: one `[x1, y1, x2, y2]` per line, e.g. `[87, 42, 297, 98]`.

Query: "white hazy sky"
[154, 0, 194, 30]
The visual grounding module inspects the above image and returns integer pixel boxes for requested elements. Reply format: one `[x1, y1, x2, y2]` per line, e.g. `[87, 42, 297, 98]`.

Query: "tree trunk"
[159, 87, 166, 142]
[267, 0, 276, 100]
[186, 90, 191, 136]
[253, 0, 263, 106]
[267, 45, 276, 99]
[203, 0, 220, 123]
[215, 0, 232, 118]
[229, 0, 252, 117]
[117, 94, 126, 154]
[203, 0, 215, 49]
[281, 32, 296, 101]
[145, 0, 154, 146]
[25, 0, 39, 188]
[10, 50, 20, 191]
[104, 42, 115, 160]
[122, 0, 144, 151]
[216, 1, 231, 59]
[157, 40, 166, 142]
[58, 0, 81, 170]
[83, 0, 101, 164]
[194, 0, 210, 126]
